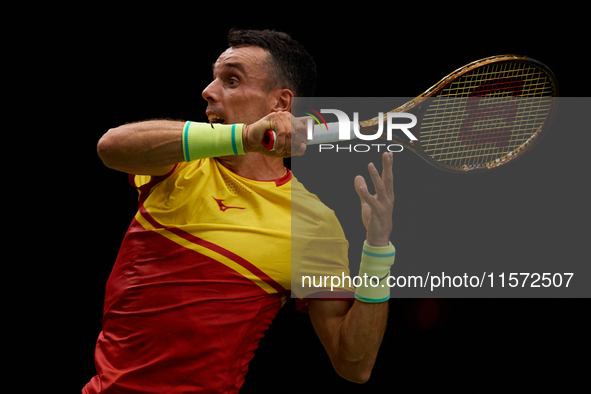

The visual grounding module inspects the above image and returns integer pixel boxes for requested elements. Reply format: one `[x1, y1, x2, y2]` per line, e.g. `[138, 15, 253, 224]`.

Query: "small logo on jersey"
[213, 197, 245, 212]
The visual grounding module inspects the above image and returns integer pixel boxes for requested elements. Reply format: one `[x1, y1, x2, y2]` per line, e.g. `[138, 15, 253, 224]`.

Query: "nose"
[202, 79, 219, 103]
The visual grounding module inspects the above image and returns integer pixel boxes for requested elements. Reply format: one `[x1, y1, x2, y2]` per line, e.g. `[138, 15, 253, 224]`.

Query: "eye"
[228, 78, 238, 86]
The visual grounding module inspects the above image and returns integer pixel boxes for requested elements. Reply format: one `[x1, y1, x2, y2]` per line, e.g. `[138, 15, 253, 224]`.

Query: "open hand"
[354, 152, 395, 247]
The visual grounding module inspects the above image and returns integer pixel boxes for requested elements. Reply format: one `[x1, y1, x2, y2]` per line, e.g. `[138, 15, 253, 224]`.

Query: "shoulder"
[291, 176, 336, 218]
[290, 175, 344, 237]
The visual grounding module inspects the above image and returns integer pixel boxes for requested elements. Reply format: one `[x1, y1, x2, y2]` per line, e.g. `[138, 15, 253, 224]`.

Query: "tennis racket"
[263, 54, 558, 173]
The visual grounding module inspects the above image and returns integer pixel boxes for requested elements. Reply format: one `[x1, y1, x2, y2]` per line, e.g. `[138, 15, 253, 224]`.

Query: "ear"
[272, 89, 294, 112]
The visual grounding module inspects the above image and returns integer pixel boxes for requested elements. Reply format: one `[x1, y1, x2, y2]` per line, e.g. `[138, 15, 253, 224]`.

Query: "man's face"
[202, 46, 278, 126]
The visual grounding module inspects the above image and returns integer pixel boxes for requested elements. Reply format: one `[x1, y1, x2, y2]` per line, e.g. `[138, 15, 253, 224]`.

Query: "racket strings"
[419, 61, 555, 170]
[440, 64, 553, 97]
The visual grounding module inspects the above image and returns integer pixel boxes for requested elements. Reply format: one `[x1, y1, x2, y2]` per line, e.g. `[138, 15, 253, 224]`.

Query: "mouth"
[207, 113, 226, 124]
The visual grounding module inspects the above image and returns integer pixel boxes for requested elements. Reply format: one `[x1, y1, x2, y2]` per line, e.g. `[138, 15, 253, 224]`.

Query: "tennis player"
[84, 29, 395, 393]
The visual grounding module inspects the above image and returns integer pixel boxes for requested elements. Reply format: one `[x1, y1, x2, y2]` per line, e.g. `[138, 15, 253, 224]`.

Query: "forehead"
[213, 46, 270, 74]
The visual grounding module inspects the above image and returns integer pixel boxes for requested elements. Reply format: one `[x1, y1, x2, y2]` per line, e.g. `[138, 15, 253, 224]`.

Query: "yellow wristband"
[182, 121, 245, 161]
[354, 241, 396, 303]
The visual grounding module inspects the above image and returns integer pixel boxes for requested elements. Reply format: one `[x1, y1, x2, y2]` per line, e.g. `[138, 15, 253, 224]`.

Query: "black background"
[22, 5, 588, 393]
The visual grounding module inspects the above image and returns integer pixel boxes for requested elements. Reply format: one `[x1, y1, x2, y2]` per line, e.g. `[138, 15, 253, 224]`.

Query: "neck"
[217, 153, 286, 181]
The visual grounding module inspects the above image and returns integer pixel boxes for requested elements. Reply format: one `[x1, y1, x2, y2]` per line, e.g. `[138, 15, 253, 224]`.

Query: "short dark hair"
[227, 28, 317, 97]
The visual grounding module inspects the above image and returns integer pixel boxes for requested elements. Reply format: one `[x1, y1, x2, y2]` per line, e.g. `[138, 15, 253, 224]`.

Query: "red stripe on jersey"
[129, 164, 179, 204]
[88, 216, 284, 393]
[138, 204, 288, 295]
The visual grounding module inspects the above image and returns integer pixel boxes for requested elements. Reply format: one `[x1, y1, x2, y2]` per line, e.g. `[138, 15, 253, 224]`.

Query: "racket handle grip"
[263, 129, 276, 151]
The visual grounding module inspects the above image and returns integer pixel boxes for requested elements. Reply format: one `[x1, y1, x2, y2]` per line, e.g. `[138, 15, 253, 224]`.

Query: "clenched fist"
[242, 111, 309, 157]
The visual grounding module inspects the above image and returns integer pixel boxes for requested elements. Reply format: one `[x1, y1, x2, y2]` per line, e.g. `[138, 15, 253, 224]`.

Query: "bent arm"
[308, 299, 388, 383]
[96, 113, 308, 176]
[309, 152, 395, 383]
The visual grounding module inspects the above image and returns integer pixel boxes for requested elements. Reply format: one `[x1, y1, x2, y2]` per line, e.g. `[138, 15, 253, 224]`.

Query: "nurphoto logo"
[306, 109, 417, 153]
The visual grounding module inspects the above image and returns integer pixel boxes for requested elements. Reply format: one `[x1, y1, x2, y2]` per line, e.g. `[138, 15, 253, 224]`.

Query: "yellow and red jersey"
[84, 158, 352, 393]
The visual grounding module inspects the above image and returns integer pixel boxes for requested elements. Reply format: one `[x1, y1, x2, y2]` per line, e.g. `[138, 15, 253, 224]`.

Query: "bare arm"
[309, 152, 395, 383]
[308, 299, 388, 383]
[96, 113, 307, 176]
[97, 120, 184, 176]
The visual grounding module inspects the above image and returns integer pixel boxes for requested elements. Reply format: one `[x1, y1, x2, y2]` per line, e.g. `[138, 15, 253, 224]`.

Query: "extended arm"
[309, 152, 395, 383]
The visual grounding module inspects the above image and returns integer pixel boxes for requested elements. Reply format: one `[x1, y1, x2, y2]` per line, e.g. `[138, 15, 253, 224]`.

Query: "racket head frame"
[360, 55, 559, 173]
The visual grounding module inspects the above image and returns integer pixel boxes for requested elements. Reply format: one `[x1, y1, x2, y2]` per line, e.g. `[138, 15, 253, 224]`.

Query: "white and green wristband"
[182, 121, 245, 162]
[354, 241, 396, 303]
